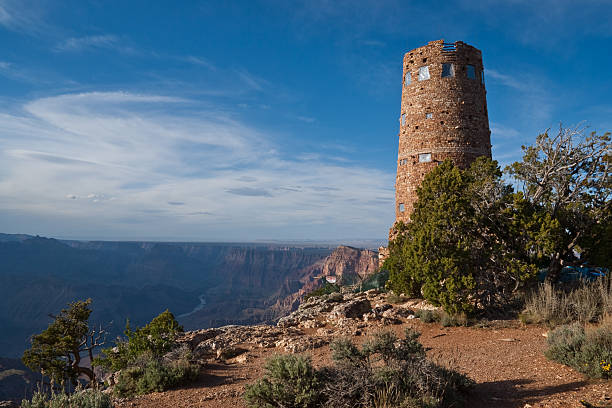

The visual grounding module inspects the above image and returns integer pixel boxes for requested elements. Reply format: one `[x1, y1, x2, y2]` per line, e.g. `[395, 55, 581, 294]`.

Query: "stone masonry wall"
[394, 39, 492, 224]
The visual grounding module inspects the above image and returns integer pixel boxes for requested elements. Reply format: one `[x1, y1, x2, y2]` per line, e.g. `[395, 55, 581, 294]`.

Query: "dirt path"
[116, 321, 611, 408]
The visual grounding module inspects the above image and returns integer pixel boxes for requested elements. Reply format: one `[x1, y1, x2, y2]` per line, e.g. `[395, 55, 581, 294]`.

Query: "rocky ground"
[112, 290, 610, 408]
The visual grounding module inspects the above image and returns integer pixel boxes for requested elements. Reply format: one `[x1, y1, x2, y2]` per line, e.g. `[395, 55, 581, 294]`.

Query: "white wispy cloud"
[295, 115, 316, 123]
[0, 91, 394, 240]
[235, 69, 270, 92]
[0, 60, 50, 84]
[54, 34, 121, 52]
[183, 56, 216, 70]
[487, 67, 554, 124]
[487, 69, 527, 92]
[0, 0, 52, 36]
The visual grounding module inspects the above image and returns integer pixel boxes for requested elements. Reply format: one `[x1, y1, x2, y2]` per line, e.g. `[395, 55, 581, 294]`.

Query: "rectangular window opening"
[399, 203, 405, 212]
[401, 113, 406, 126]
[426, 112, 433, 119]
[418, 66, 430, 81]
[481, 70, 485, 85]
[467, 65, 476, 79]
[419, 153, 432, 163]
[441, 63, 454, 78]
[404, 72, 411, 86]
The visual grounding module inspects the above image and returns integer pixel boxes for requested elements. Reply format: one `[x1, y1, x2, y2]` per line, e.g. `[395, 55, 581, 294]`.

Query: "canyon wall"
[0, 235, 378, 357]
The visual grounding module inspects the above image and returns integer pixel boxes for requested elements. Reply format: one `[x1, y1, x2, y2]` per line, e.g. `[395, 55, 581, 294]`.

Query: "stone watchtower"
[394, 39, 492, 224]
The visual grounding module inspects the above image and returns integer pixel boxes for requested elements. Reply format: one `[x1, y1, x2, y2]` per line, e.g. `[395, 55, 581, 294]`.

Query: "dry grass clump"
[521, 275, 612, 327]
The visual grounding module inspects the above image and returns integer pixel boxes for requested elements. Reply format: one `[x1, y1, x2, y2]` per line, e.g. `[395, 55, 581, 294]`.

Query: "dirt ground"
[115, 320, 611, 408]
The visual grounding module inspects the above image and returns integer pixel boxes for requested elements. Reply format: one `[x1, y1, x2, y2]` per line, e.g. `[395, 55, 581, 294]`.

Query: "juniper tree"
[507, 125, 611, 281]
[385, 158, 547, 314]
[22, 299, 107, 387]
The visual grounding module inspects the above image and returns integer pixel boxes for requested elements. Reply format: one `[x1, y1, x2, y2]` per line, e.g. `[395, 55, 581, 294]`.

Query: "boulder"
[217, 346, 249, 360]
[330, 298, 372, 319]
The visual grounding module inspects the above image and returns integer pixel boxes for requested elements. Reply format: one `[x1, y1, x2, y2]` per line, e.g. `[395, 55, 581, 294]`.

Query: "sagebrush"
[545, 322, 612, 379]
[244, 329, 472, 408]
[21, 388, 112, 408]
[244, 354, 322, 408]
[113, 345, 199, 398]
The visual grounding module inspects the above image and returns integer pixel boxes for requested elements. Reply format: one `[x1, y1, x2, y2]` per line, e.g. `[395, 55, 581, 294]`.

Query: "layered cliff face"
[321, 246, 379, 282]
[265, 246, 379, 320]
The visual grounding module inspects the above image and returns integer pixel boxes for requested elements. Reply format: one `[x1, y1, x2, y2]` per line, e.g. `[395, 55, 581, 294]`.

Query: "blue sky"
[0, 0, 611, 242]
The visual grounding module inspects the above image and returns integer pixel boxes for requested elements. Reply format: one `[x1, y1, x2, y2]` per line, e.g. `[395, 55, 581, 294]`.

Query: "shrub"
[113, 347, 199, 398]
[304, 283, 340, 301]
[243, 354, 322, 408]
[386, 292, 407, 305]
[440, 312, 469, 327]
[245, 329, 473, 408]
[545, 323, 612, 379]
[522, 275, 612, 327]
[21, 388, 112, 408]
[415, 309, 440, 323]
[94, 310, 184, 372]
[357, 270, 390, 293]
[322, 329, 472, 408]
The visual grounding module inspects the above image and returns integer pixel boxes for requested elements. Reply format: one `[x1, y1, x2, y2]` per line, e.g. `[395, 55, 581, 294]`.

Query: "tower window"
[401, 113, 406, 126]
[441, 63, 454, 78]
[399, 203, 406, 212]
[418, 66, 430, 81]
[419, 153, 432, 163]
[405, 72, 411, 86]
[466, 65, 476, 79]
[481, 70, 485, 85]
[426, 113, 433, 119]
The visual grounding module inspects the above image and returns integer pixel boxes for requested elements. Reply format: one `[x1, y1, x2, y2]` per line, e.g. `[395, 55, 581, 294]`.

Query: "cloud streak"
[0, 91, 394, 240]
[55, 34, 120, 52]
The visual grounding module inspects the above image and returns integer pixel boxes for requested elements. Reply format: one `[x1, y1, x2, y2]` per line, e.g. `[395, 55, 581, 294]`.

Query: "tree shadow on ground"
[174, 361, 244, 391]
[466, 378, 588, 408]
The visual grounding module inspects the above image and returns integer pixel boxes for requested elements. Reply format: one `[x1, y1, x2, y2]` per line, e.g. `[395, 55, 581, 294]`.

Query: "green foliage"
[303, 283, 340, 300]
[357, 270, 389, 293]
[22, 299, 98, 385]
[244, 329, 472, 408]
[323, 329, 472, 408]
[386, 292, 407, 305]
[506, 126, 611, 281]
[440, 312, 469, 328]
[244, 354, 323, 408]
[545, 323, 612, 379]
[94, 310, 183, 372]
[21, 388, 112, 408]
[385, 158, 544, 314]
[522, 275, 612, 326]
[414, 310, 439, 324]
[386, 126, 610, 312]
[92, 310, 196, 398]
[113, 348, 199, 398]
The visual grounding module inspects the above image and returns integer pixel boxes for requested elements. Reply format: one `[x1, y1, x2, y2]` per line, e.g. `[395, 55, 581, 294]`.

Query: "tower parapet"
[394, 39, 492, 224]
